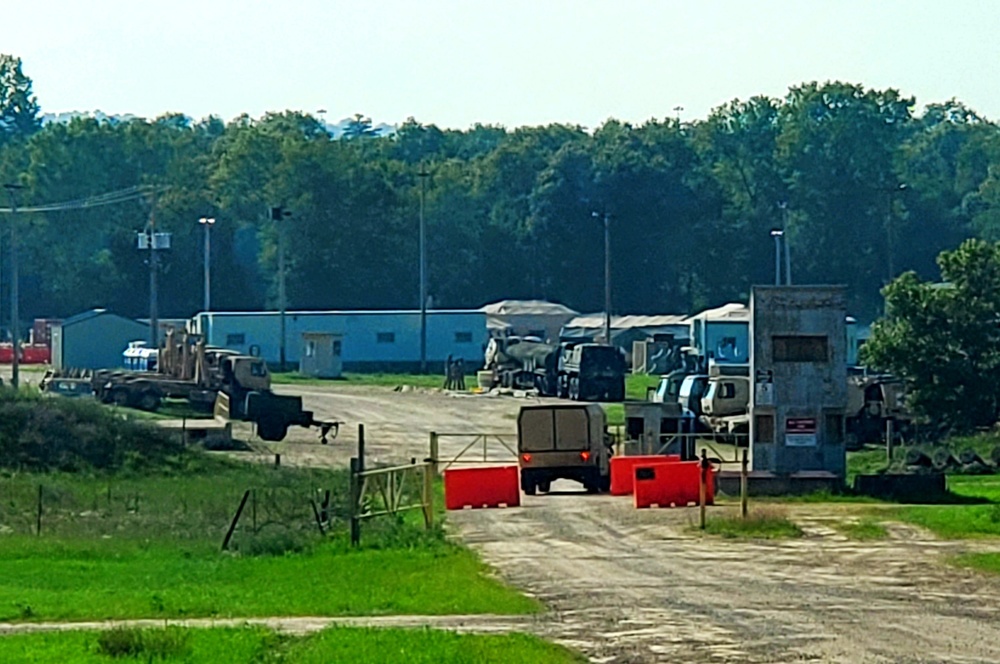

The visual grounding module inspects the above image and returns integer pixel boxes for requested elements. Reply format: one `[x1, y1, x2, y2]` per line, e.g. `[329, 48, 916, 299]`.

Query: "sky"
[3, 0, 1000, 130]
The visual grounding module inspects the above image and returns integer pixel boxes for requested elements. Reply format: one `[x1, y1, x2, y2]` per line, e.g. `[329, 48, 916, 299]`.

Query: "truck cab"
[517, 404, 612, 494]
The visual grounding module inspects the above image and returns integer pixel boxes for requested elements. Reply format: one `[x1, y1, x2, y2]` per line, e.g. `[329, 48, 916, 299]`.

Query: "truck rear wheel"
[257, 416, 289, 442]
[538, 480, 551, 493]
[137, 390, 161, 412]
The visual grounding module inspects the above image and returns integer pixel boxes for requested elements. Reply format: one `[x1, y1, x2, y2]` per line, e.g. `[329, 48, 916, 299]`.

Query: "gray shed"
[299, 332, 343, 378]
[51, 309, 149, 370]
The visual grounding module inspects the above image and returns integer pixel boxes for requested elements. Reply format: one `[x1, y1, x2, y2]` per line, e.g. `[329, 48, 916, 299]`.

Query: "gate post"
[429, 432, 439, 475]
[422, 463, 434, 529]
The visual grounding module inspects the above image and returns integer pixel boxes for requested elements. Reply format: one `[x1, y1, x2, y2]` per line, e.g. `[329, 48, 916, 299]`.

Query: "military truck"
[43, 330, 339, 443]
[700, 374, 751, 441]
[556, 343, 626, 402]
[485, 337, 560, 395]
[845, 374, 912, 449]
[517, 403, 612, 494]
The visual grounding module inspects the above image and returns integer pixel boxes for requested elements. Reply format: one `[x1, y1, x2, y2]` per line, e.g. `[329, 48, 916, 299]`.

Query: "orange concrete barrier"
[444, 465, 520, 510]
[634, 460, 715, 509]
[610, 454, 680, 495]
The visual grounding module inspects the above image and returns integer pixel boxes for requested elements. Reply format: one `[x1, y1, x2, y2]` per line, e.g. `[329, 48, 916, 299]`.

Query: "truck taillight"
[580, 451, 591, 461]
[521, 453, 532, 463]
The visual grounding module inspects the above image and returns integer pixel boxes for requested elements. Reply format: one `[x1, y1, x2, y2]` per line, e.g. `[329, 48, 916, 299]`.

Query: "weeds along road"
[454, 492, 1000, 664]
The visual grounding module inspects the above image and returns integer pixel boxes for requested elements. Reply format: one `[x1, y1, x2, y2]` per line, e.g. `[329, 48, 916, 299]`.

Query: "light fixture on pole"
[770, 230, 784, 286]
[198, 217, 215, 312]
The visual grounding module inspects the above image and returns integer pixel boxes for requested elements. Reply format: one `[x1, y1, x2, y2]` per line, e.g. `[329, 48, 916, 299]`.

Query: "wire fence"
[0, 475, 350, 548]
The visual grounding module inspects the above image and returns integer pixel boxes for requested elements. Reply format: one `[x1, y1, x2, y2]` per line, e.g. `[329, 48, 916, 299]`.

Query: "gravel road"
[454, 493, 1000, 663]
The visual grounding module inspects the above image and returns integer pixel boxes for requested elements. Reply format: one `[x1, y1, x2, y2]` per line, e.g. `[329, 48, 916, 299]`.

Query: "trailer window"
[454, 331, 473, 343]
[226, 333, 245, 346]
[376, 332, 395, 344]
[773, 336, 828, 362]
[554, 409, 589, 451]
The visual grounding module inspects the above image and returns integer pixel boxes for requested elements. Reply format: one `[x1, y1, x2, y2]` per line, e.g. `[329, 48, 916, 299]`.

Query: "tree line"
[2, 54, 1000, 331]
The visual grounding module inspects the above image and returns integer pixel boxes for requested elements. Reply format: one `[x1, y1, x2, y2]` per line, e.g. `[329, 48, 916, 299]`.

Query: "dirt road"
[251, 384, 539, 467]
[454, 492, 1000, 663]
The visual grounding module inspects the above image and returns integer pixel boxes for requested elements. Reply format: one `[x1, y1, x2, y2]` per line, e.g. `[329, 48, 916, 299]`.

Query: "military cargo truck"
[557, 343, 626, 402]
[517, 403, 612, 494]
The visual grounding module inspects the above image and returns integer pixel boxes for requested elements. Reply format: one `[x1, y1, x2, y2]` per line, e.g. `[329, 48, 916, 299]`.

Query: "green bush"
[0, 389, 185, 473]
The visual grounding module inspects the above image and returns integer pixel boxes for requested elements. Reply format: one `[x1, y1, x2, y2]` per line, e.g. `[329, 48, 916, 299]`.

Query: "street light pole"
[770, 230, 784, 286]
[199, 217, 215, 312]
[418, 165, 429, 373]
[593, 211, 612, 344]
[884, 183, 907, 283]
[4, 183, 23, 389]
[270, 206, 291, 372]
[778, 202, 792, 285]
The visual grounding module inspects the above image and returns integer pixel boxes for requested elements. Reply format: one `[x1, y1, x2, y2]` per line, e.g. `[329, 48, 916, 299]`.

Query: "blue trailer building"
[191, 309, 488, 372]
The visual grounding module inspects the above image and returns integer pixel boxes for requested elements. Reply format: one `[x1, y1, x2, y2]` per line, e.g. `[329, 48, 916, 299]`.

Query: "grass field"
[0, 465, 539, 622]
[0, 626, 584, 664]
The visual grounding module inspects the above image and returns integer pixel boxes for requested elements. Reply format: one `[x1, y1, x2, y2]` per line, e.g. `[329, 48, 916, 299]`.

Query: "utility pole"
[593, 211, 612, 344]
[4, 183, 23, 389]
[271, 206, 291, 372]
[148, 200, 159, 349]
[418, 165, 429, 373]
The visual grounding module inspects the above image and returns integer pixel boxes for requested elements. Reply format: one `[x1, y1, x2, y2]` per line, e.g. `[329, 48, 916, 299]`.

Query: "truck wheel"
[523, 480, 537, 496]
[137, 391, 161, 412]
[538, 480, 551, 493]
[257, 416, 288, 442]
[110, 388, 130, 407]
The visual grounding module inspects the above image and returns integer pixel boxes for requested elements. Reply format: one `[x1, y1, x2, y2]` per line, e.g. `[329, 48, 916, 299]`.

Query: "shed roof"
[685, 302, 749, 323]
[479, 300, 578, 316]
[563, 313, 689, 330]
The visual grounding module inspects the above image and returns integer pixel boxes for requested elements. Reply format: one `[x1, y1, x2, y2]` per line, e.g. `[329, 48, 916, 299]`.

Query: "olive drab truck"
[517, 403, 613, 494]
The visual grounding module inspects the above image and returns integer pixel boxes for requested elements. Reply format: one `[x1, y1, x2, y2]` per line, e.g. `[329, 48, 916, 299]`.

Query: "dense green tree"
[862, 239, 1000, 432]
[0, 54, 41, 144]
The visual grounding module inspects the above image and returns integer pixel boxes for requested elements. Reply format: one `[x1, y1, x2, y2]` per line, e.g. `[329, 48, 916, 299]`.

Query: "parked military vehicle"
[486, 336, 560, 394]
[556, 343, 626, 402]
[486, 337, 626, 402]
[845, 374, 912, 449]
[42, 330, 339, 443]
[700, 374, 751, 441]
[517, 403, 612, 494]
[648, 369, 689, 404]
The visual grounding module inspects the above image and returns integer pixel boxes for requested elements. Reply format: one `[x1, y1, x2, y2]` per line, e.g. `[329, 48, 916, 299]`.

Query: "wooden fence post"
[699, 450, 708, 530]
[422, 464, 434, 529]
[349, 457, 360, 546]
[741, 448, 749, 519]
[429, 432, 439, 475]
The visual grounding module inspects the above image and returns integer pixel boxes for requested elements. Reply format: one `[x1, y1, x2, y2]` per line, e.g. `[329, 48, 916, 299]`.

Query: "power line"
[0, 184, 167, 214]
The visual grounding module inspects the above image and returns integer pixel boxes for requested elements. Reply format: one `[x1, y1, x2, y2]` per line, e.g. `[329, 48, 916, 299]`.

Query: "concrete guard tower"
[750, 286, 848, 480]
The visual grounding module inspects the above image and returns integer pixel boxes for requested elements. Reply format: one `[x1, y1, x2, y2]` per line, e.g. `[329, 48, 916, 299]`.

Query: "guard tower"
[749, 286, 848, 479]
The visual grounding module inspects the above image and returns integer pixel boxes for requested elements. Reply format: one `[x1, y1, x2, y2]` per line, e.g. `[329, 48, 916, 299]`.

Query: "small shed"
[299, 332, 343, 378]
[51, 309, 149, 370]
